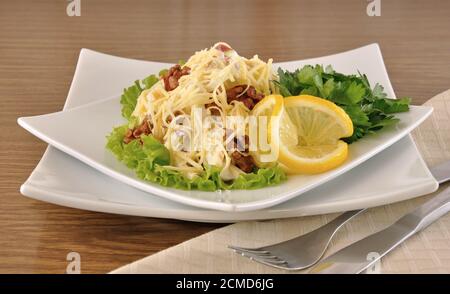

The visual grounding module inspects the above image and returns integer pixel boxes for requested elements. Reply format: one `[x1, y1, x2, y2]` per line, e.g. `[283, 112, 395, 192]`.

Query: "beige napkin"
[111, 90, 450, 274]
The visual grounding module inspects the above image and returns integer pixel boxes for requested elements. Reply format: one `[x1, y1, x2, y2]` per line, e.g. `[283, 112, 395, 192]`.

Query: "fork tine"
[232, 248, 276, 260]
[228, 245, 270, 255]
[230, 247, 289, 266]
[240, 252, 289, 267]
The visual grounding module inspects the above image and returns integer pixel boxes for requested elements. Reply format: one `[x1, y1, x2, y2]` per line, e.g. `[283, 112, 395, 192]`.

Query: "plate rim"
[17, 103, 433, 212]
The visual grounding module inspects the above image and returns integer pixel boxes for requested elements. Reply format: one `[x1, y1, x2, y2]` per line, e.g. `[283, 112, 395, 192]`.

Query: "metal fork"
[228, 209, 364, 270]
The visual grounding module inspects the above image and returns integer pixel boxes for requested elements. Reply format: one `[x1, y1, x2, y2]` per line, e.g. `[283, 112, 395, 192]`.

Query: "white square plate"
[19, 44, 438, 217]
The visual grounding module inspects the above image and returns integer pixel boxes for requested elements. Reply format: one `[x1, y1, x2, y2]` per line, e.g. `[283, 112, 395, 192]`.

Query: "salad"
[107, 43, 410, 191]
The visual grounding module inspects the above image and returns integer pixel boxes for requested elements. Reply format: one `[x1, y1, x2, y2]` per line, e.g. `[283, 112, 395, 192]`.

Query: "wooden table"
[1, 0, 449, 273]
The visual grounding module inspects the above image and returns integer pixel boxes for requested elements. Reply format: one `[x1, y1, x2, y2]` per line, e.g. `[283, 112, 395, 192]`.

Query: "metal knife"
[308, 161, 450, 274]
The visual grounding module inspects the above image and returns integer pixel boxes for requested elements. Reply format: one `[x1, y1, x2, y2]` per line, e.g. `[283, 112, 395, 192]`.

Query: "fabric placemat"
[111, 89, 450, 274]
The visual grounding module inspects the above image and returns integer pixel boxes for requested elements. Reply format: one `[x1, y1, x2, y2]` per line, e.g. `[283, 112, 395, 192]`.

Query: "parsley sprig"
[275, 65, 410, 143]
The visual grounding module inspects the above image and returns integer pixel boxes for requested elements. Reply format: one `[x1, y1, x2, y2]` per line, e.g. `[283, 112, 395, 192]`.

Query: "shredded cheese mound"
[131, 42, 277, 180]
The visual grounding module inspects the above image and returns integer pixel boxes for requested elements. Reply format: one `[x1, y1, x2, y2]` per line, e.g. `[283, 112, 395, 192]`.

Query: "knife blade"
[308, 162, 450, 274]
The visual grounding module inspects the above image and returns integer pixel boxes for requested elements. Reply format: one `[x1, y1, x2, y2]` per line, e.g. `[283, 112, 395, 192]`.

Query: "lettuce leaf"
[120, 75, 159, 120]
[106, 124, 286, 191]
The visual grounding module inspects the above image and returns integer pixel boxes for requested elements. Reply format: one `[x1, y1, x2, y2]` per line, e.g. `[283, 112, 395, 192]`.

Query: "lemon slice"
[275, 95, 353, 174]
[249, 95, 284, 167]
[251, 94, 284, 118]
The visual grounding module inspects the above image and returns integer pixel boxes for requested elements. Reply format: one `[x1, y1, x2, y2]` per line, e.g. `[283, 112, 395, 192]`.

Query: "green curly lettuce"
[106, 124, 286, 191]
[120, 75, 159, 120]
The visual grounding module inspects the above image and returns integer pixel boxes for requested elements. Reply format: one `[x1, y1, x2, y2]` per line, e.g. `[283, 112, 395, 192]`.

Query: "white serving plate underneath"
[20, 45, 438, 220]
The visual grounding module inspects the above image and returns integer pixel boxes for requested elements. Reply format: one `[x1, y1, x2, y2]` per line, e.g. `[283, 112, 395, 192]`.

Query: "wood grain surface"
[1, 0, 449, 273]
